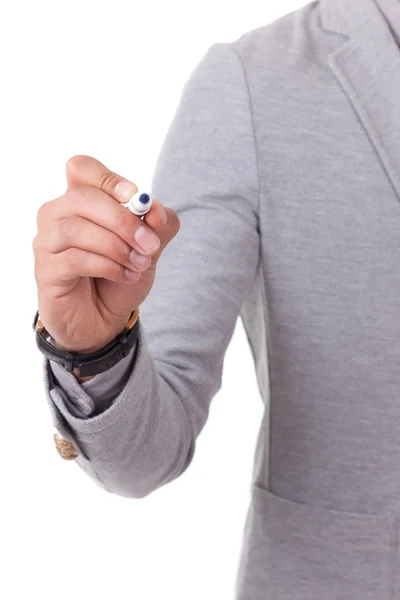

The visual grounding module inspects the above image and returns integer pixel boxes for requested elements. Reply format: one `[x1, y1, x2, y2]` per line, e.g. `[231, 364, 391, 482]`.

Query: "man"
[32, 0, 400, 597]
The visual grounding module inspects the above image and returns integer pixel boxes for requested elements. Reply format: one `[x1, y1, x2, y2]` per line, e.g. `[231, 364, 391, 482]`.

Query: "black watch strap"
[33, 308, 140, 377]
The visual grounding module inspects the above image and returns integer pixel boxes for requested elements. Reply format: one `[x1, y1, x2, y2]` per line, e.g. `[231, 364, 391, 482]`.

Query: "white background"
[1, 1, 307, 598]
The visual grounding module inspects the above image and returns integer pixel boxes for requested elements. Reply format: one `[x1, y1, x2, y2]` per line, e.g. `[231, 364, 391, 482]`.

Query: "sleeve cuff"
[48, 337, 138, 418]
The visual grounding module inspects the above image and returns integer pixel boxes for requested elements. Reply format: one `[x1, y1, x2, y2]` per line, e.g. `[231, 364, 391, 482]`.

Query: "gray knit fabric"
[41, 1, 400, 597]
[375, 0, 400, 45]
[49, 340, 137, 416]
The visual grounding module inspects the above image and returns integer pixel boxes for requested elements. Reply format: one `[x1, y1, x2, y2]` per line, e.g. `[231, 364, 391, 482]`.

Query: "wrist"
[50, 314, 133, 355]
[51, 338, 111, 355]
[34, 308, 139, 379]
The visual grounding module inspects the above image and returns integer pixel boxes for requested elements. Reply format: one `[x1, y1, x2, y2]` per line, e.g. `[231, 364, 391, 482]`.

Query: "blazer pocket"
[235, 483, 397, 600]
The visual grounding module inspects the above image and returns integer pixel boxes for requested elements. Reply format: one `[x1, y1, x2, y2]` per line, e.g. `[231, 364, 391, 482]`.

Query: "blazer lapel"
[320, 0, 400, 201]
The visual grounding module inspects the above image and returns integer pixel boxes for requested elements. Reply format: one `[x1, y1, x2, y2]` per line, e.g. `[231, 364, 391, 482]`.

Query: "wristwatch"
[33, 308, 140, 377]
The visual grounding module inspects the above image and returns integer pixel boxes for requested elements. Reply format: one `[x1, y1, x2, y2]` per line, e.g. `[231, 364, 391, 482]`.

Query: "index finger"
[65, 154, 139, 204]
[56, 185, 161, 256]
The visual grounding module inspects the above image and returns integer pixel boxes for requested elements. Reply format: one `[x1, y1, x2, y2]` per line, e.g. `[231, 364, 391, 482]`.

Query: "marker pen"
[124, 192, 153, 217]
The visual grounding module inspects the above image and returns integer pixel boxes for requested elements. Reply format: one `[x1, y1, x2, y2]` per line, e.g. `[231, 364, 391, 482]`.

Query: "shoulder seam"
[230, 42, 261, 226]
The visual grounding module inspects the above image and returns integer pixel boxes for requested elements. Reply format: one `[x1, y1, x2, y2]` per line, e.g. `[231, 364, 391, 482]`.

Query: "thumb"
[65, 154, 139, 204]
[140, 198, 181, 267]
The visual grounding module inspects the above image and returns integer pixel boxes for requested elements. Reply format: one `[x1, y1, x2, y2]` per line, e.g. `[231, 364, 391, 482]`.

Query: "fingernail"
[114, 180, 138, 202]
[129, 249, 151, 269]
[125, 268, 142, 282]
[134, 225, 160, 253]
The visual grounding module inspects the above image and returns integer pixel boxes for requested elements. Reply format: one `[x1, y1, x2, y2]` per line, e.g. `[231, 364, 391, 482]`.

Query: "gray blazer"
[42, 0, 400, 597]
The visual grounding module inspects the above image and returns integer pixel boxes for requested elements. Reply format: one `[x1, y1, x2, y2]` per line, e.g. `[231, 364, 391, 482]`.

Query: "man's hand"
[33, 155, 180, 354]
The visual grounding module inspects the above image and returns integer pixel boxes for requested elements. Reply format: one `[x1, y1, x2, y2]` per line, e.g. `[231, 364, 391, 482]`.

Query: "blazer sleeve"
[41, 41, 261, 498]
[47, 342, 137, 418]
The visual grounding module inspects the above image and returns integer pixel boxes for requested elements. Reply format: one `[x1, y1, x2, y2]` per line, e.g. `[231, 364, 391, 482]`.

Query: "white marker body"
[125, 194, 153, 216]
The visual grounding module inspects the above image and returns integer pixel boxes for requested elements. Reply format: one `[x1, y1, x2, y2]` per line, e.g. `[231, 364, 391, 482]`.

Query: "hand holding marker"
[32, 155, 181, 357]
[124, 190, 153, 217]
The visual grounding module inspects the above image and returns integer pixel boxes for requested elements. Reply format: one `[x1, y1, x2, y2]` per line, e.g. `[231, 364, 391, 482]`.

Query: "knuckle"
[101, 256, 120, 279]
[114, 208, 132, 233]
[66, 154, 89, 173]
[102, 257, 114, 276]
[98, 171, 119, 194]
[67, 185, 94, 209]
[33, 260, 39, 282]
[33, 249, 46, 281]
[36, 200, 52, 228]
[57, 216, 80, 242]
[106, 234, 126, 261]
[63, 247, 81, 272]
[33, 259, 42, 284]
[31, 235, 39, 254]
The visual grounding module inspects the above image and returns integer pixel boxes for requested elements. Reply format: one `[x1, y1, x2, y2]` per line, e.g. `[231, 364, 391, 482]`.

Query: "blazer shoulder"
[231, 1, 334, 74]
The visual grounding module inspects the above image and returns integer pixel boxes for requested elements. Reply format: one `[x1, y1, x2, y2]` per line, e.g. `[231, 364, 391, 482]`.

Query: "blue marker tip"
[139, 193, 151, 204]
[126, 191, 153, 216]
